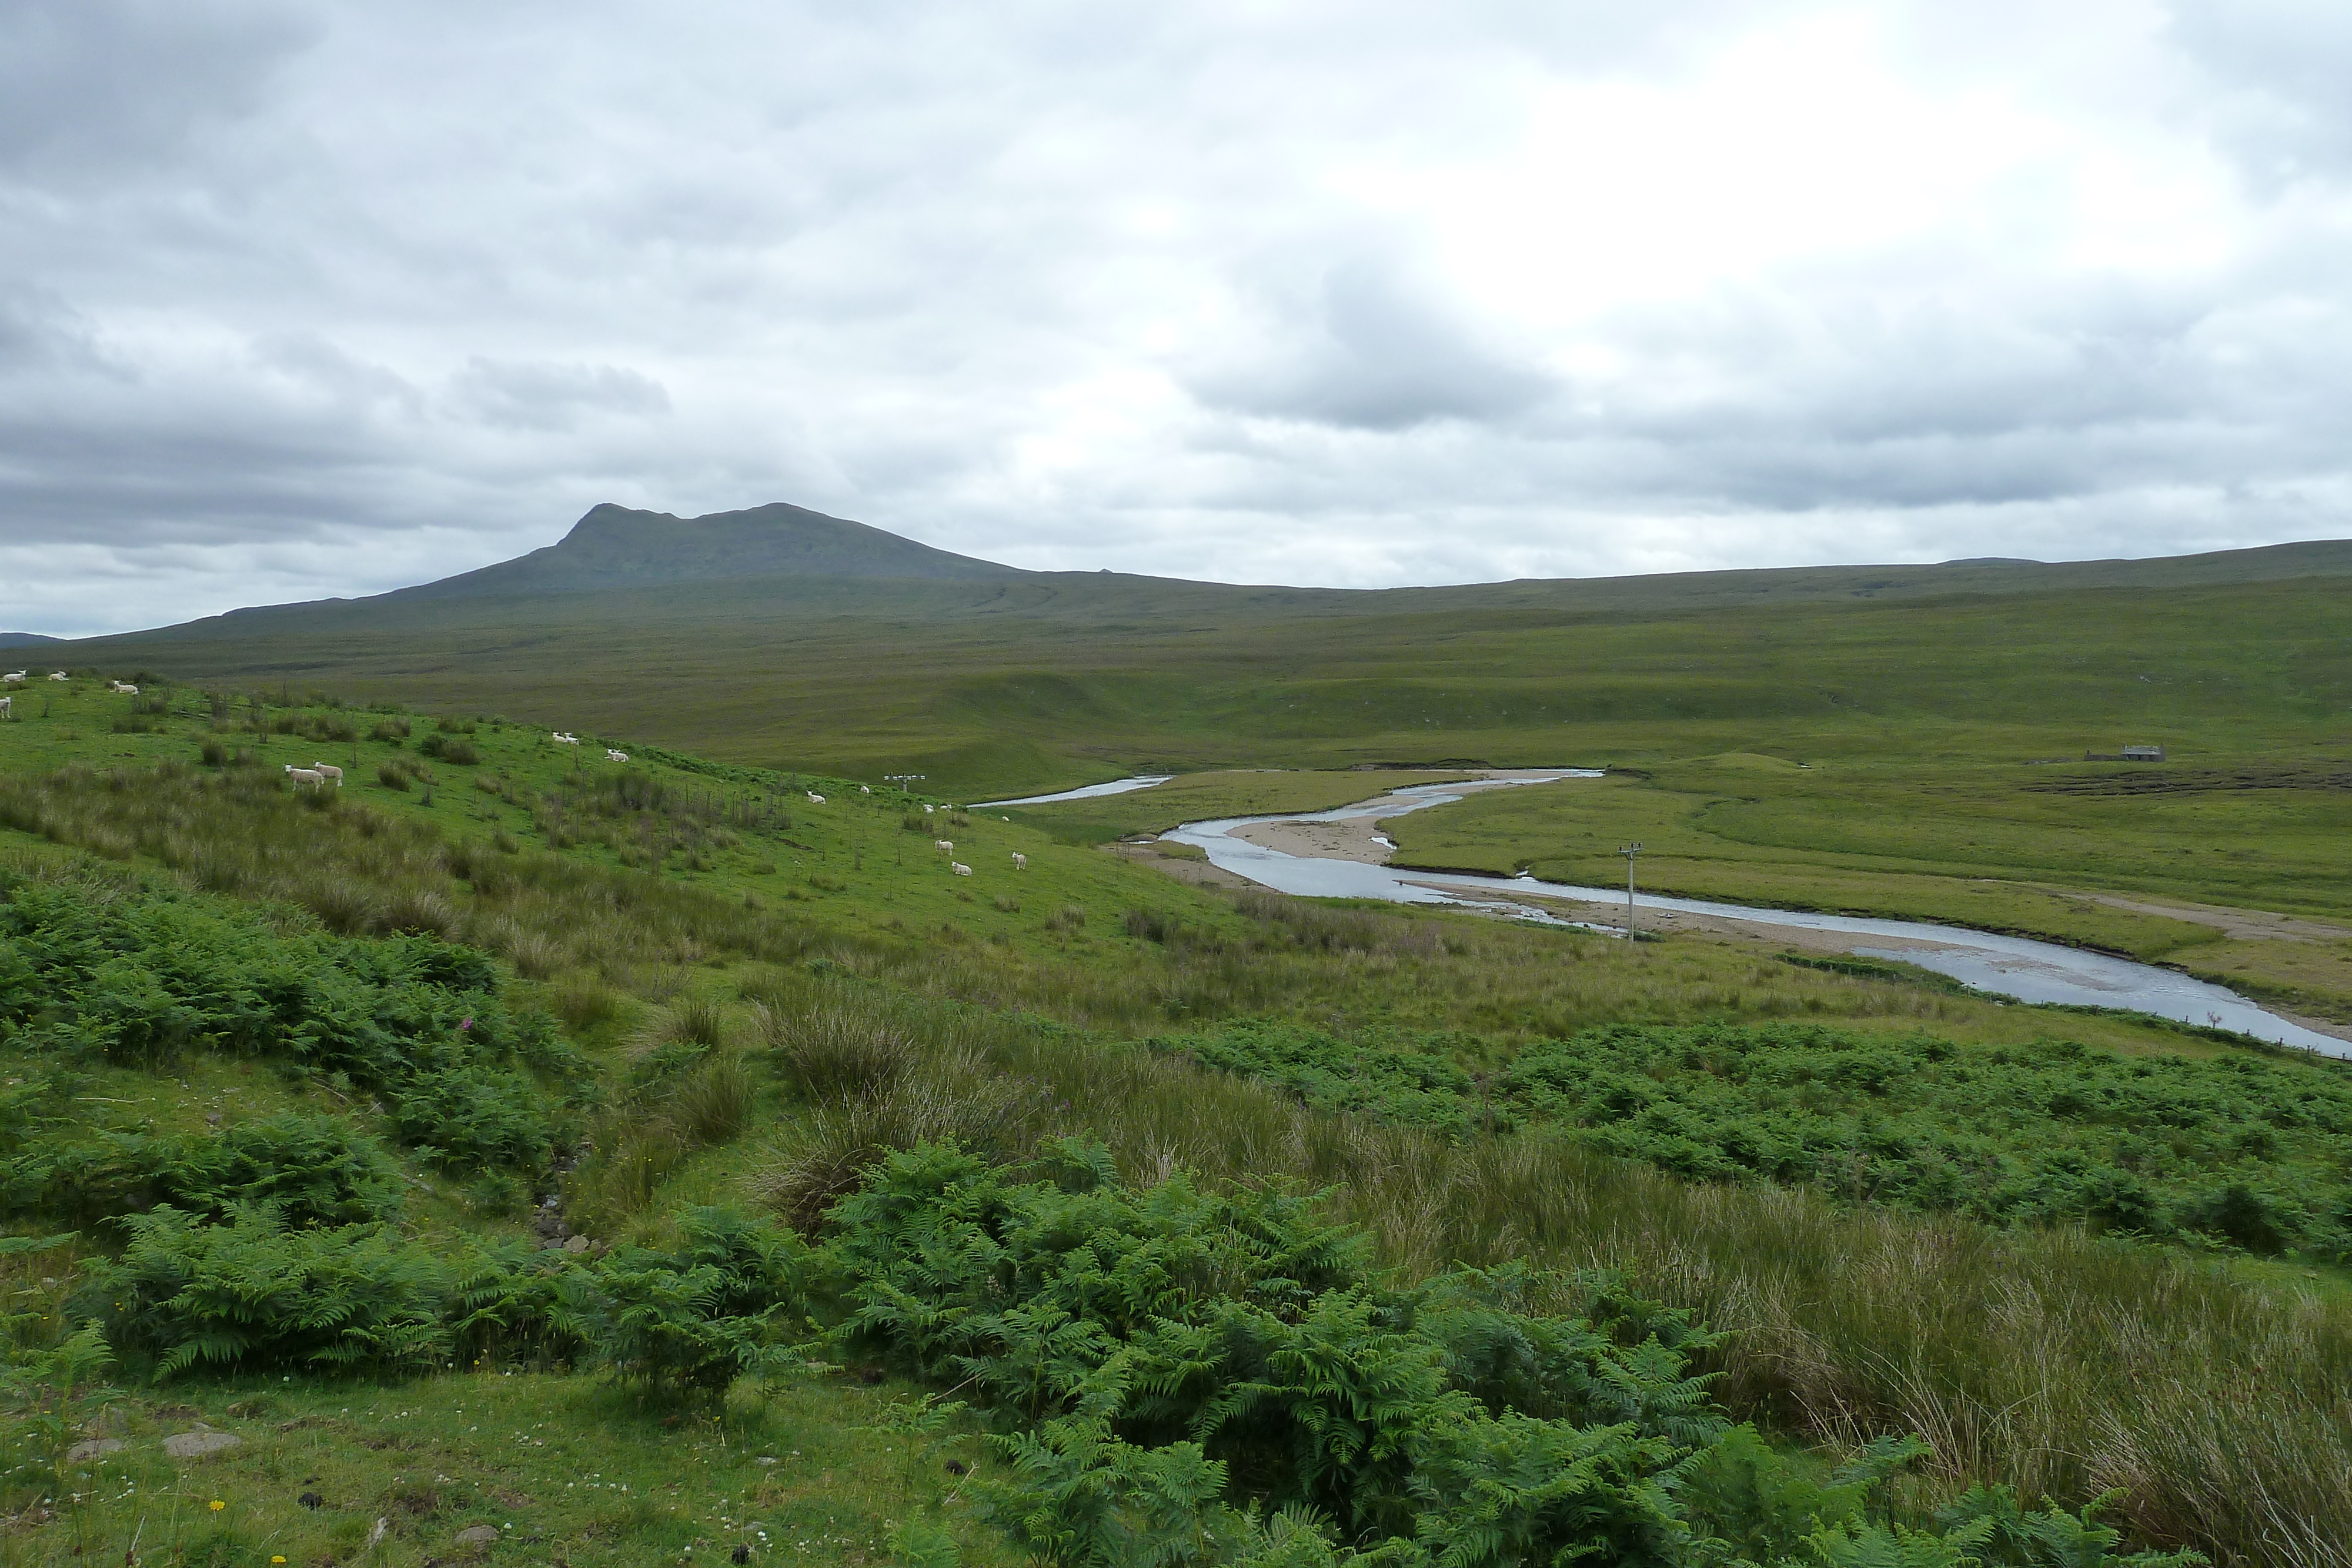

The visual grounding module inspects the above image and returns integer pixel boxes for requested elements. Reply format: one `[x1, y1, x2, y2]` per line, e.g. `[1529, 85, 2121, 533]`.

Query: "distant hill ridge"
[346, 503, 2352, 614]
[388, 501, 1021, 602]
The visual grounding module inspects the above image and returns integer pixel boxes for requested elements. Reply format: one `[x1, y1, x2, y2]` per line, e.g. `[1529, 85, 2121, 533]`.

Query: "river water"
[987, 772, 2351, 1058]
[974, 775, 1173, 807]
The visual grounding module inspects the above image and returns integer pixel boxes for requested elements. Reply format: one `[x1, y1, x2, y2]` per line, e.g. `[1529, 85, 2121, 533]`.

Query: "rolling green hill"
[66, 558, 2352, 797]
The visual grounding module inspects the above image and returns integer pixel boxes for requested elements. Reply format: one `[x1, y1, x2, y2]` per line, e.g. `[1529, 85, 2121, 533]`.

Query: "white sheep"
[47, 671, 66, 681]
[859, 785, 871, 794]
[109, 681, 139, 695]
[922, 803, 935, 814]
[951, 862, 972, 877]
[283, 765, 326, 787]
[806, 791, 826, 804]
[552, 731, 580, 745]
[0, 695, 12, 720]
[2, 671, 24, 684]
[606, 749, 628, 763]
[1012, 852, 1027, 870]
[310, 762, 344, 784]
[935, 839, 953, 853]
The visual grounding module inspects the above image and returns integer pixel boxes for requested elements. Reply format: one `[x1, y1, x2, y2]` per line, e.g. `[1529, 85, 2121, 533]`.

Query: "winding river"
[989, 772, 2351, 1059]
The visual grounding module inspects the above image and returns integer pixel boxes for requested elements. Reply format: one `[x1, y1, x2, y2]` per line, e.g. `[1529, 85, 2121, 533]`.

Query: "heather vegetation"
[0, 680, 2346, 1566]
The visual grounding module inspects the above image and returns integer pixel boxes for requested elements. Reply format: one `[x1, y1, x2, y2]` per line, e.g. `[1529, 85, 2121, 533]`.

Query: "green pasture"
[64, 562, 2352, 799]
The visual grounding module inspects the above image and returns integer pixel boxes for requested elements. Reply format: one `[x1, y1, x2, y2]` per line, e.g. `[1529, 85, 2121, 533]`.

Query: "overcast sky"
[4, 1, 2350, 634]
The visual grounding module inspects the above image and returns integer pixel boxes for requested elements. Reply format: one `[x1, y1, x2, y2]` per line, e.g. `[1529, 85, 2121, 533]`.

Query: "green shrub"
[77, 1208, 455, 1377]
[386, 1066, 553, 1173]
[1151, 1020, 2352, 1256]
[820, 1142, 2196, 1568]
[375, 761, 410, 790]
[420, 733, 480, 765]
[555, 1206, 813, 1396]
[370, 718, 410, 743]
[0, 870, 562, 1175]
[7, 1114, 403, 1230]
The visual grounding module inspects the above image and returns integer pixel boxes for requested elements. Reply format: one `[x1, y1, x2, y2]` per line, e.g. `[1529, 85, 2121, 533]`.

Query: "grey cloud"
[0, 0, 316, 180]
[0, 286, 112, 377]
[449, 358, 671, 432]
[1185, 257, 1553, 430]
[2167, 1, 2352, 184]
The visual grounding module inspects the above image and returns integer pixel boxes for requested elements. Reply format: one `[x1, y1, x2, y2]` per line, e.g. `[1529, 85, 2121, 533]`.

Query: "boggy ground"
[3, 683, 2350, 1566]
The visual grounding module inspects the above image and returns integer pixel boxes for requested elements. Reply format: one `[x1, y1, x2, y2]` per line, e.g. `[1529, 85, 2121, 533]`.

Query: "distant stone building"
[2084, 744, 2166, 761]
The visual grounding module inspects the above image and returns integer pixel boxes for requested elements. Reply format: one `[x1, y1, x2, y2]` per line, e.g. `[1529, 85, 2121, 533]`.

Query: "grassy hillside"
[62, 553, 2352, 806]
[2, 680, 2351, 1565]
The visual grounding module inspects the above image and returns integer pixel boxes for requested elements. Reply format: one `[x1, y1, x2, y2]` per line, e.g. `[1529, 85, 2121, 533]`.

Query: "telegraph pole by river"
[1620, 842, 1642, 939]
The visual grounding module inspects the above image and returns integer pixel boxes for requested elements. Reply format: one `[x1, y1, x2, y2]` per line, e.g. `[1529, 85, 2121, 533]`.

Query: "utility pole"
[1619, 842, 1642, 940]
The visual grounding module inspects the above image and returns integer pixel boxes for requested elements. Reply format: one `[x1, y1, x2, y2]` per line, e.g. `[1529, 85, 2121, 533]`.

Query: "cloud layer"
[4, 0, 2349, 633]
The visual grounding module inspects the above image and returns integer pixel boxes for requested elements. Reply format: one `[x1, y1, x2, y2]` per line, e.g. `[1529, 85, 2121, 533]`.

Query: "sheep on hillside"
[607, 749, 628, 763]
[935, 840, 953, 854]
[310, 763, 344, 784]
[1012, 852, 1027, 870]
[951, 862, 972, 877]
[283, 765, 326, 787]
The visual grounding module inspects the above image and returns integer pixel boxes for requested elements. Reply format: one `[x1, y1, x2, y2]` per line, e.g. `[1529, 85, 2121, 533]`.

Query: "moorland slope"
[53, 507, 2352, 801]
[2, 681, 2347, 1565]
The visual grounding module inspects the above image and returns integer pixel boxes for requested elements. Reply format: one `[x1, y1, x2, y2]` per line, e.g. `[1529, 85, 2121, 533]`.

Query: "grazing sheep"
[935, 840, 953, 853]
[310, 763, 344, 784]
[606, 749, 628, 763]
[922, 803, 935, 814]
[47, 671, 66, 681]
[806, 791, 826, 804]
[1011, 852, 1027, 870]
[552, 731, 580, 745]
[2, 671, 24, 684]
[859, 784, 871, 794]
[109, 680, 139, 695]
[951, 862, 972, 877]
[0, 696, 11, 720]
[283, 766, 326, 787]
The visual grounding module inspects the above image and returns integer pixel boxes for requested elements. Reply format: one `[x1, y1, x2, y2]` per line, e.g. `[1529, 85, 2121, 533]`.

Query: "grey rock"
[66, 1438, 125, 1462]
[162, 1429, 242, 1458]
[455, 1524, 500, 1544]
[562, 1234, 593, 1254]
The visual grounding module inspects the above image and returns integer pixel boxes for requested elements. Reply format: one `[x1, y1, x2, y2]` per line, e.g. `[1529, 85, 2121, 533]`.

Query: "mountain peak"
[391, 501, 1021, 602]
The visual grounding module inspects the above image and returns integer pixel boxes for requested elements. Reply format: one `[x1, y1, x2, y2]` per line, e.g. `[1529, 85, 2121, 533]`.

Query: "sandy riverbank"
[1227, 815, 1396, 862]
